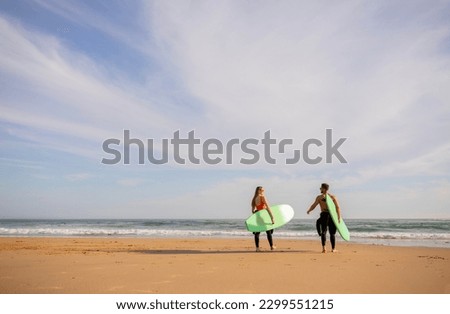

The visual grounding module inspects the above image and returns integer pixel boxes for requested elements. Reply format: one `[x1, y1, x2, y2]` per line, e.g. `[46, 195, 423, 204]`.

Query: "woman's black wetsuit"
[253, 230, 274, 248]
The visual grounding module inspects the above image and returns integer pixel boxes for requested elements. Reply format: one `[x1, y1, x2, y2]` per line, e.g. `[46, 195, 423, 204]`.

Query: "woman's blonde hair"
[251, 186, 263, 208]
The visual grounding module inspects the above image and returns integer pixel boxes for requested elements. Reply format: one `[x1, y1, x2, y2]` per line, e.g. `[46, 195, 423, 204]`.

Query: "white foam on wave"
[0, 227, 250, 238]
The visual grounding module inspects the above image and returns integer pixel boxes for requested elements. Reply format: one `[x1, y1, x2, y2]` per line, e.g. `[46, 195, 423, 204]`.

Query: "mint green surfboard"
[245, 204, 294, 232]
[326, 194, 350, 241]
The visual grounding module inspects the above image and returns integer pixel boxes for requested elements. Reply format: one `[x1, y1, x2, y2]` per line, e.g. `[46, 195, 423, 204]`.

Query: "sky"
[0, 0, 449, 219]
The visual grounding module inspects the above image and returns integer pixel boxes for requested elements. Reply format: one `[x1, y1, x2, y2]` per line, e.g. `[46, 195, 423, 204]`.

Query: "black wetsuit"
[254, 230, 274, 248]
[316, 211, 337, 249]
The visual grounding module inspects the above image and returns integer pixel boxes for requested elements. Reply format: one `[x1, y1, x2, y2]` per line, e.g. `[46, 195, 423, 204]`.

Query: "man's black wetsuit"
[316, 211, 337, 249]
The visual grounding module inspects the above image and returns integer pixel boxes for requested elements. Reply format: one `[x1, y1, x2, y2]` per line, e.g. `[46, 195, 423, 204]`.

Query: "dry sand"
[0, 237, 449, 294]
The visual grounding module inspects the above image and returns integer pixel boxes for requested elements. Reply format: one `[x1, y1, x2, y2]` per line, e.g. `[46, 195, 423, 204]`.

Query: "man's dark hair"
[321, 183, 329, 191]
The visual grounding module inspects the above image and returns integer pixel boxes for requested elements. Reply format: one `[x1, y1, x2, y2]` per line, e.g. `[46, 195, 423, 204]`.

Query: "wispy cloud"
[0, 14, 175, 159]
[32, 0, 152, 55]
[65, 172, 92, 182]
[0, 157, 44, 170]
[145, 0, 450, 176]
[117, 178, 145, 187]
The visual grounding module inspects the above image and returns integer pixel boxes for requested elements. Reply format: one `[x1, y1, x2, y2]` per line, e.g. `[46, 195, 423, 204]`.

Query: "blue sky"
[1, 0, 449, 219]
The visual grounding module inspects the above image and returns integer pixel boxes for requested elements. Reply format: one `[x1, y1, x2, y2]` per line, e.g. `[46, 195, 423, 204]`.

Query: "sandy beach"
[0, 237, 449, 294]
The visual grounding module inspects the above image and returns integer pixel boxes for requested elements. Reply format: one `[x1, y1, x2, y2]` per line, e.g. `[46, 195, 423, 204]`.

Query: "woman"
[251, 186, 276, 252]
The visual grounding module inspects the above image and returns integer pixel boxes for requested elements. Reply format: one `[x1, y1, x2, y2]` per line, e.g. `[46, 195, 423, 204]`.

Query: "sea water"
[0, 219, 449, 248]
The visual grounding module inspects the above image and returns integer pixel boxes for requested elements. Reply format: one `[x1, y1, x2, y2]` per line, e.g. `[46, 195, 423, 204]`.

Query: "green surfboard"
[326, 194, 350, 241]
[245, 204, 294, 233]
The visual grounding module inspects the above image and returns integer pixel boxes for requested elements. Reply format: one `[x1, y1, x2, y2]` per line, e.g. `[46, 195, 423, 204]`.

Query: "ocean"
[0, 219, 449, 248]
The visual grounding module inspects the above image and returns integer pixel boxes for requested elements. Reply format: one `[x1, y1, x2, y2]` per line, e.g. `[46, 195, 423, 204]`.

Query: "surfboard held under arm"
[326, 194, 350, 241]
[245, 204, 294, 232]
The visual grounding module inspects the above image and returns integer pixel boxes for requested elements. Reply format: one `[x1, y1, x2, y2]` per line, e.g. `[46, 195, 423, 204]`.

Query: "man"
[307, 183, 341, 253]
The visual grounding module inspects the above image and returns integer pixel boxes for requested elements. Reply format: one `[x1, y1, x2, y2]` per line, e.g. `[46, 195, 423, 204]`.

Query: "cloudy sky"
[1, 0, 449, 219]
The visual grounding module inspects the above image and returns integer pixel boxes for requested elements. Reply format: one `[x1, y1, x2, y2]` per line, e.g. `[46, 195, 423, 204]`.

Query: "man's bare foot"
[332, 249, 338, 253]
[322, 248, 327, 253]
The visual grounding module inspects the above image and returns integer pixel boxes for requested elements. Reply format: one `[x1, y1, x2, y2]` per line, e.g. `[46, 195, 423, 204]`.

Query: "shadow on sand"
[131, 249, 317, 255]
